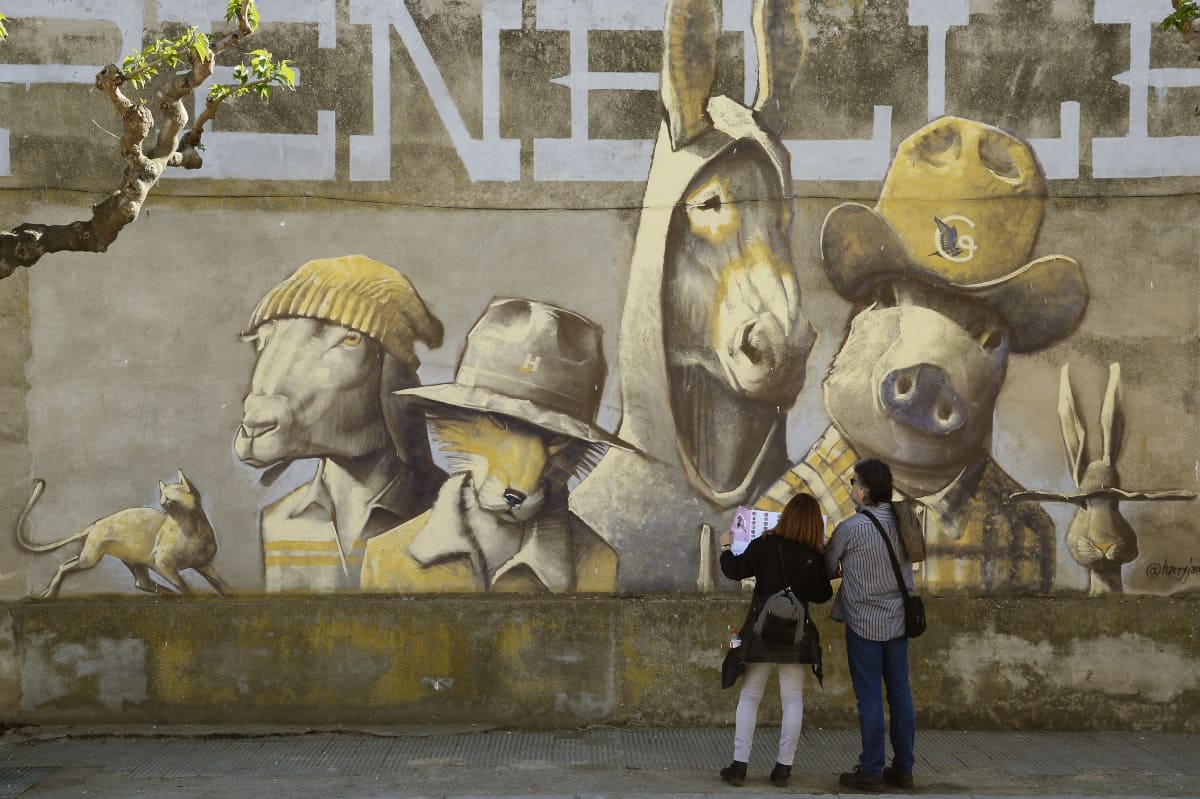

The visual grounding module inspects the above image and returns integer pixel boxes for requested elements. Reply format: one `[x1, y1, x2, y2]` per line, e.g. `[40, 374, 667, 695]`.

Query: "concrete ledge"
[1, 595, 1196, 730]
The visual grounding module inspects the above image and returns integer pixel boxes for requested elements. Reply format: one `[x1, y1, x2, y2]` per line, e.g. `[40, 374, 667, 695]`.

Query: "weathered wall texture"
[0, 0, 1197, 726]
[1, 596, 1197, 730]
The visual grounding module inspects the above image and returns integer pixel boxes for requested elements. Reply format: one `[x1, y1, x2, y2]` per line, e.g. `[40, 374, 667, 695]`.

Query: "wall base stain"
[1, 595, 1196, 731]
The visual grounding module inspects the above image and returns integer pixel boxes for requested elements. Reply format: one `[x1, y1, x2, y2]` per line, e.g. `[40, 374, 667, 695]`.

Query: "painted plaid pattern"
[753, 426, 859, 528]
[753, 425, 1055, 594]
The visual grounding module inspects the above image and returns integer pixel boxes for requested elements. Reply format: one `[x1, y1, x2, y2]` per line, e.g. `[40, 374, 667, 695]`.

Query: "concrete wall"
[1, 595, 1197, 730]
[0, 0, 1198, 726]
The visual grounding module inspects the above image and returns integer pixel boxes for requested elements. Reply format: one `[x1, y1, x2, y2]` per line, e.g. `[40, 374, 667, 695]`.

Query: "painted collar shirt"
[361, 473, 618, 593]
[259, 460, 424, 592]
[754, 424, 1055, 593]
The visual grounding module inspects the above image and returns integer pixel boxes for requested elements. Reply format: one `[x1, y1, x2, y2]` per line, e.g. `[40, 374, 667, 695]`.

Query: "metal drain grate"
[0, 767, 54, 799]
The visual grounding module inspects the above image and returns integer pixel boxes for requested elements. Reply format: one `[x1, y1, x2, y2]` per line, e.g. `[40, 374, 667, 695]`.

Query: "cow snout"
[880, 364, 966, 436]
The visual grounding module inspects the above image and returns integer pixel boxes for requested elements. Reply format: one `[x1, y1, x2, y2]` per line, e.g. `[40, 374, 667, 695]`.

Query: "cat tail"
[15, 479, 91, 552]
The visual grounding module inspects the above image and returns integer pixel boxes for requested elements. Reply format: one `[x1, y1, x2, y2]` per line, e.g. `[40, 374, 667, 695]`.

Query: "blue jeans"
[845, 626, 915, 776]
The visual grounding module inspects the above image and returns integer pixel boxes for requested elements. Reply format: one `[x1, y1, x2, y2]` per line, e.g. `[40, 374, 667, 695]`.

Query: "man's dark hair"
[854, 458, 893, 505]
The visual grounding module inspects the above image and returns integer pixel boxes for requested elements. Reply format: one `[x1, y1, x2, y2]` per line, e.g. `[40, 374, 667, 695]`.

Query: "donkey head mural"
[572, 0, 816, 592]
[235, 255, 445, 592]
[756, 117, 1090, 594]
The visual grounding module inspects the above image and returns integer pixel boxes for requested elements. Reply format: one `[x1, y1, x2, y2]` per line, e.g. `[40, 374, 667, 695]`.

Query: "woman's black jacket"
[719, 534, 833, 664]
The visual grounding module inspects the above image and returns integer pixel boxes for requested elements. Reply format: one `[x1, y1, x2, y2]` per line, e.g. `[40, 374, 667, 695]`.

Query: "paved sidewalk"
[0, 725, 1194, 798]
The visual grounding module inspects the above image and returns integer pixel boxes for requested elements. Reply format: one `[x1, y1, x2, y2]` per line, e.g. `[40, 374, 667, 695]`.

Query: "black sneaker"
[839, 765, 884, 792]
[720, 760, 748, 787]
[882, 765, 914, 789]
[769, 762, 791, 787]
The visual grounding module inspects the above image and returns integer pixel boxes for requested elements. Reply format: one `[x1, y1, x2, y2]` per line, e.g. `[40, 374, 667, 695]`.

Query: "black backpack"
[752, 541, 811, 646]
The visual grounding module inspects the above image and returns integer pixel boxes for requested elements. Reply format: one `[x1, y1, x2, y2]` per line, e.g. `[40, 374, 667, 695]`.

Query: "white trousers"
[733, 662, 806, 765]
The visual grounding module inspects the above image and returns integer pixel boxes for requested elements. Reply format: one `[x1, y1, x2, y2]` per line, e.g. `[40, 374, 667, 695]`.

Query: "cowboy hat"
[821, 116, 1087, 353]
[398, 298, 633, 450]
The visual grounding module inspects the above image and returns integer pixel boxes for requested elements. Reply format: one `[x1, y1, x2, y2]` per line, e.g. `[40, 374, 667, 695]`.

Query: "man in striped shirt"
[826, 458, 916, 792]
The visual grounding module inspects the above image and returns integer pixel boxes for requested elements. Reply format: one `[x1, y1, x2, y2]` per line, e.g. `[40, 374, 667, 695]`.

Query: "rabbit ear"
[661, 0, 718, 150]
[1100, 362, 1124, 466]
[1058, 364, 1086, 487]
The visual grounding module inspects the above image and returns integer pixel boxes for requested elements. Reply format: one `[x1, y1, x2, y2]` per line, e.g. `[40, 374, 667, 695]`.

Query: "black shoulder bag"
[862, 510, 927, 638]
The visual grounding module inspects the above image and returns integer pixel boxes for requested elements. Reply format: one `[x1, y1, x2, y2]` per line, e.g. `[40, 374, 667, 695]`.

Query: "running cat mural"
[16, 470, 228, 597]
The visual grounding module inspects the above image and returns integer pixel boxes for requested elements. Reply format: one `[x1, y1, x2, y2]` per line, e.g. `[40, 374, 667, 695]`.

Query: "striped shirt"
[825, 502, 914, 642]
[260, 460, 431, 592]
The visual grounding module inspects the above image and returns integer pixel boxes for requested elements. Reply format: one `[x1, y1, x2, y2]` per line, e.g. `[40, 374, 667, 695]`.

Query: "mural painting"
[362, 298, 630, 592]
[235, 255, 445, 592]
[1, 0, 1196, 602]
[571, 0, 816, 593]
[1010, 364, 1196, 595]
[756, 116, 1088, 594]
[16, 470, 227, 597]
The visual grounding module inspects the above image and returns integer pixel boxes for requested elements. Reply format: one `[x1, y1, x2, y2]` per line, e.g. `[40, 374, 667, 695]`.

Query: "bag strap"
[775, 539, 791, 590]
[861, 509, 912, 600]
[774, 538, 812, 607]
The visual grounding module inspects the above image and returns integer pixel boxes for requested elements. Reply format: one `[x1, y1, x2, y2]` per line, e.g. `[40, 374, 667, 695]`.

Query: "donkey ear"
[661, 0, 718, 150]
[1100, 362, 1124, 466]
[751, 0, 806, 136]
[1057, 364, 1086, 487]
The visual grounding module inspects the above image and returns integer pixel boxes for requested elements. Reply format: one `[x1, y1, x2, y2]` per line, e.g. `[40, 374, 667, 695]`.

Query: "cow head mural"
[235, 255, 445, 592]
[572, 0, 816, 592]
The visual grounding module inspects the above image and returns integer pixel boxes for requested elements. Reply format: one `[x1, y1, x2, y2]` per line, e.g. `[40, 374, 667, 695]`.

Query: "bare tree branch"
[0, 2, 265, 279]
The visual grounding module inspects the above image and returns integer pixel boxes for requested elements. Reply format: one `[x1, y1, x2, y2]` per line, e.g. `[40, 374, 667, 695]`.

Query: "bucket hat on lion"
[398, 298, 633, 450]
[821, 116, 1087, 353]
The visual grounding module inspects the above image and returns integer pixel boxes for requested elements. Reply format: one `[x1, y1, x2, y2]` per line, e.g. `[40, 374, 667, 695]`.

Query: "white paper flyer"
[729, 506, 781, 555]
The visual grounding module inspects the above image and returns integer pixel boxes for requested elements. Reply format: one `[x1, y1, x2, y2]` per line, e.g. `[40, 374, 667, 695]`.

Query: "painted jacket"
[259, 460, 436, 593]
[361, 473, 617, 593]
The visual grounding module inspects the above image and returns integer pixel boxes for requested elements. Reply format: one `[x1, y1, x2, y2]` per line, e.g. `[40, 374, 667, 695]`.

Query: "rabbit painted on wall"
[1010, 363, 1195, 594]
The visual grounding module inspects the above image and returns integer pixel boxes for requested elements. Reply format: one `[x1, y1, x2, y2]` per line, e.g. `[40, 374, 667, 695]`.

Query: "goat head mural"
[235, 255, 445, 592]
[1009, 363, 1196, 594]
[755, 116, 1089, 594]
[571, 0, 817, 593]
[362, 298, 633, 593]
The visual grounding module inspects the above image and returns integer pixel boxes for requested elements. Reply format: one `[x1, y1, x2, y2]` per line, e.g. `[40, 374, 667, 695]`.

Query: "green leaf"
[224, 0, 260, 31]
[0, 13, 8, 41]
[232, 63, 248, 84]
[207, 83, 232, 103]
[191, 32, 211, 62]
[277, 62, 296, 89]
[1162, 1, 1200, 31]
